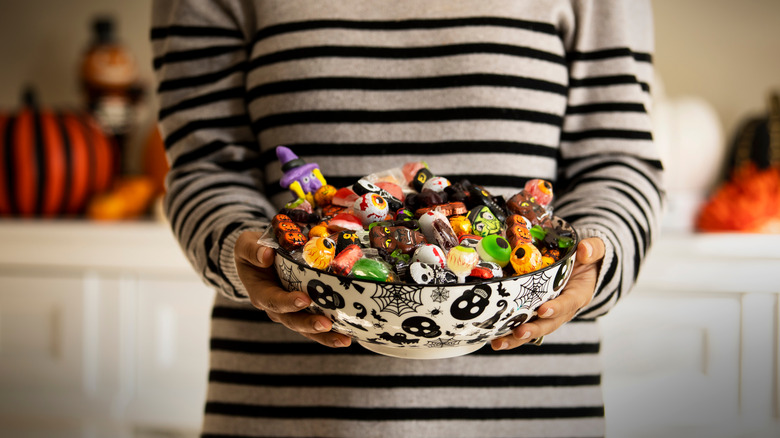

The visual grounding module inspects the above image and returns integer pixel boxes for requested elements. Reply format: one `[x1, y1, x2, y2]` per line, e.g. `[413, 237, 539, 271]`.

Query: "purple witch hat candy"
[276, 145, 327, 204]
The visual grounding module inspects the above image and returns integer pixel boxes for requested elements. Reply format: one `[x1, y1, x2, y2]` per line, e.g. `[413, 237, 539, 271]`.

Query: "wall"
[0, 0, 778, 171]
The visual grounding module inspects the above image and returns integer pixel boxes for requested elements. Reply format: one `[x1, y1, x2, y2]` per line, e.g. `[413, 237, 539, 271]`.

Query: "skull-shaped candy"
[409, 262, 458, 285]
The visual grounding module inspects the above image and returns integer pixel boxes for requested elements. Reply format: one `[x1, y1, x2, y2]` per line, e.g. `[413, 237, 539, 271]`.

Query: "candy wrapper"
[270, 145, 570, 285]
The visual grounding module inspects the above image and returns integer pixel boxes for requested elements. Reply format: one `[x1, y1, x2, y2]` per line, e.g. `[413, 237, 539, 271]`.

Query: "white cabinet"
[1, 222, 779, 437]
[600, 232, 780, 438]
[0, 221, 213, 437]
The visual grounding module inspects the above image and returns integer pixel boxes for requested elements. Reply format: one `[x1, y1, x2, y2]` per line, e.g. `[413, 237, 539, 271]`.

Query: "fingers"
[234, 230, 351, 348]
[575, 237, 606, 266]
[491, 237, 606, 351]
[235, 230, 275, 268]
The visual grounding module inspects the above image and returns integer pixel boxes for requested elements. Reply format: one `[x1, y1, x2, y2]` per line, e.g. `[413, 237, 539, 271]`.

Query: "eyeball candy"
[510, 243, 542, 275]
[411, 244, 447, 268]
[352, 179, 403, 211]
[302, 236, 336, 269]
[422, 176, 451, 192]
[446, 245, 480, 282]
[418, 210, 459, 251]
[524, 179, 553, 207]
[476, 235, 511, 267]
[353, 193, 389, 227]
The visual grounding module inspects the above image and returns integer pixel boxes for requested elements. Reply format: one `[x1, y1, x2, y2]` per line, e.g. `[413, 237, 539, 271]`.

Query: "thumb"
[576, 237, 605, 266]
[236, 230, 276, 268]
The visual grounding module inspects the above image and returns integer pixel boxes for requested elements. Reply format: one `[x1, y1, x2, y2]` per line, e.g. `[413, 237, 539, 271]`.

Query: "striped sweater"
[151, 1, 663, 437]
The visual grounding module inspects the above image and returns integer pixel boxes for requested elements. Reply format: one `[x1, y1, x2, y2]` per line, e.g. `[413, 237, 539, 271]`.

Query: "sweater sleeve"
[554, 0, 665, 318]
[151, 0, 275, 301]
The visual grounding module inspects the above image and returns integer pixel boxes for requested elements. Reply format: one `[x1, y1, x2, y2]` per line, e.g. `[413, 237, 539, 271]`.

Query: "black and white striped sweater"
[151, 1, 663, 437]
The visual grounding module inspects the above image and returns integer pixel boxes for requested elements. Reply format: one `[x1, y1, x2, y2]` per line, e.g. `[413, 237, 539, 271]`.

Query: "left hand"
[491, 237, 606, 351]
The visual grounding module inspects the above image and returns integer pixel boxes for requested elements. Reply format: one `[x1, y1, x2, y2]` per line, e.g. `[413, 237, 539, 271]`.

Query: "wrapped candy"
[418, 210, 459, 251]
[368, 223, 426, 257]
[302, 237, 336, 270]
[272, 213, 308, 252]
[331, 244, 363, 276]
[314, 184, 337, 206]
[510, 243, 542, 275]
[352, 179, 403, 211]
[351, 257, 396, 282]
[271, 150, 574, 285]
[446, 245, 480, 282]
[476, 235, 511, 267]
[449, 214, 472, 237]
[353, 193, 390, 227]
[411, 244, 447, 268]
[524, 179, 553, 207]
[422, 176, 451, 192]
[412, 167, 435, 192]
[409, 262, 458, 284]
[468, 184, 507, 224]
[467, 205, 502, 237]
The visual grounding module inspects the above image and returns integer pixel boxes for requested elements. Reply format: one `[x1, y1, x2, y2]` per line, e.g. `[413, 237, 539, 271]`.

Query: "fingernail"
[582, 241, 593, 259]
[313, 320, 326, 331]
[540, 308, 554, 318]
[498, 340, 509, 350]
[294, 298, 308, 308]
[334, 339, 345, 348]
[520, 331, 531, 340]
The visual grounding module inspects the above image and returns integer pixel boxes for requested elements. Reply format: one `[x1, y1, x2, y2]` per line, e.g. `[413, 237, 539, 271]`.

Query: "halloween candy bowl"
[273, 216, 578, 360]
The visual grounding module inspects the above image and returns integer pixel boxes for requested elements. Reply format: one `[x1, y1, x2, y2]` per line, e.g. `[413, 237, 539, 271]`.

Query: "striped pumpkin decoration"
[0, 91, 118, 217]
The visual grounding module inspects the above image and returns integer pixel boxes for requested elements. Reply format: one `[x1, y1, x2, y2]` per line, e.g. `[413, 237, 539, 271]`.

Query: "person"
[151, 1, 663, 437]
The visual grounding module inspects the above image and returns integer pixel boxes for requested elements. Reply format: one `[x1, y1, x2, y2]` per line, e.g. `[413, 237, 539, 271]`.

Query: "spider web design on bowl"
[279, 262, 303, 292]
[430, 287, 450, 303]
[371, 284, 424, 317]
[513, 271, 552, 310]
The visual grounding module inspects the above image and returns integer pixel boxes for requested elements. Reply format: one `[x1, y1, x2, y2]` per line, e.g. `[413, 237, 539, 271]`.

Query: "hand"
[234, 230, 352, 348]
[490, 237, 606, 351]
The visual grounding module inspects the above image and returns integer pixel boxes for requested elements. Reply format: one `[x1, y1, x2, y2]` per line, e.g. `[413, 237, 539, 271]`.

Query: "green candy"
[530, 225, 547, 241]
[476, 235, 511, 267]
[351, 258, 395, 282]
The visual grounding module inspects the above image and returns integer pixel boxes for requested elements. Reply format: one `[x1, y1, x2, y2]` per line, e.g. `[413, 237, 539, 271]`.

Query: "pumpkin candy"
[0, 90, 118, 217]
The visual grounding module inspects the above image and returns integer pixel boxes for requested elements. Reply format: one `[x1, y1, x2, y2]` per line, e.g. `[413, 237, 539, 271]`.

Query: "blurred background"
[0, 1, 778, 437]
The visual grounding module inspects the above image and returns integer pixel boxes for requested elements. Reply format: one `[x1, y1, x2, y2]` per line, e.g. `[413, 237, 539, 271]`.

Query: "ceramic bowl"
[274, 216, 578, 359]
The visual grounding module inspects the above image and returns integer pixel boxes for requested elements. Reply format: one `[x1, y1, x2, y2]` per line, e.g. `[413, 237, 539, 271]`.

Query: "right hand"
[234, 230, 352, 348]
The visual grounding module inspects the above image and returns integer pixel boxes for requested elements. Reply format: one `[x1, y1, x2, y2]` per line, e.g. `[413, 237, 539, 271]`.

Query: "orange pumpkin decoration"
[0, 90, 118, 217]
[141, 126, 169, 195]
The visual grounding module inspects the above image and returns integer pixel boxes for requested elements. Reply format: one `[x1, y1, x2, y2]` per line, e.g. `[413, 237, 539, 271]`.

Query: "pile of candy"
[268, 146, 575, 285]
